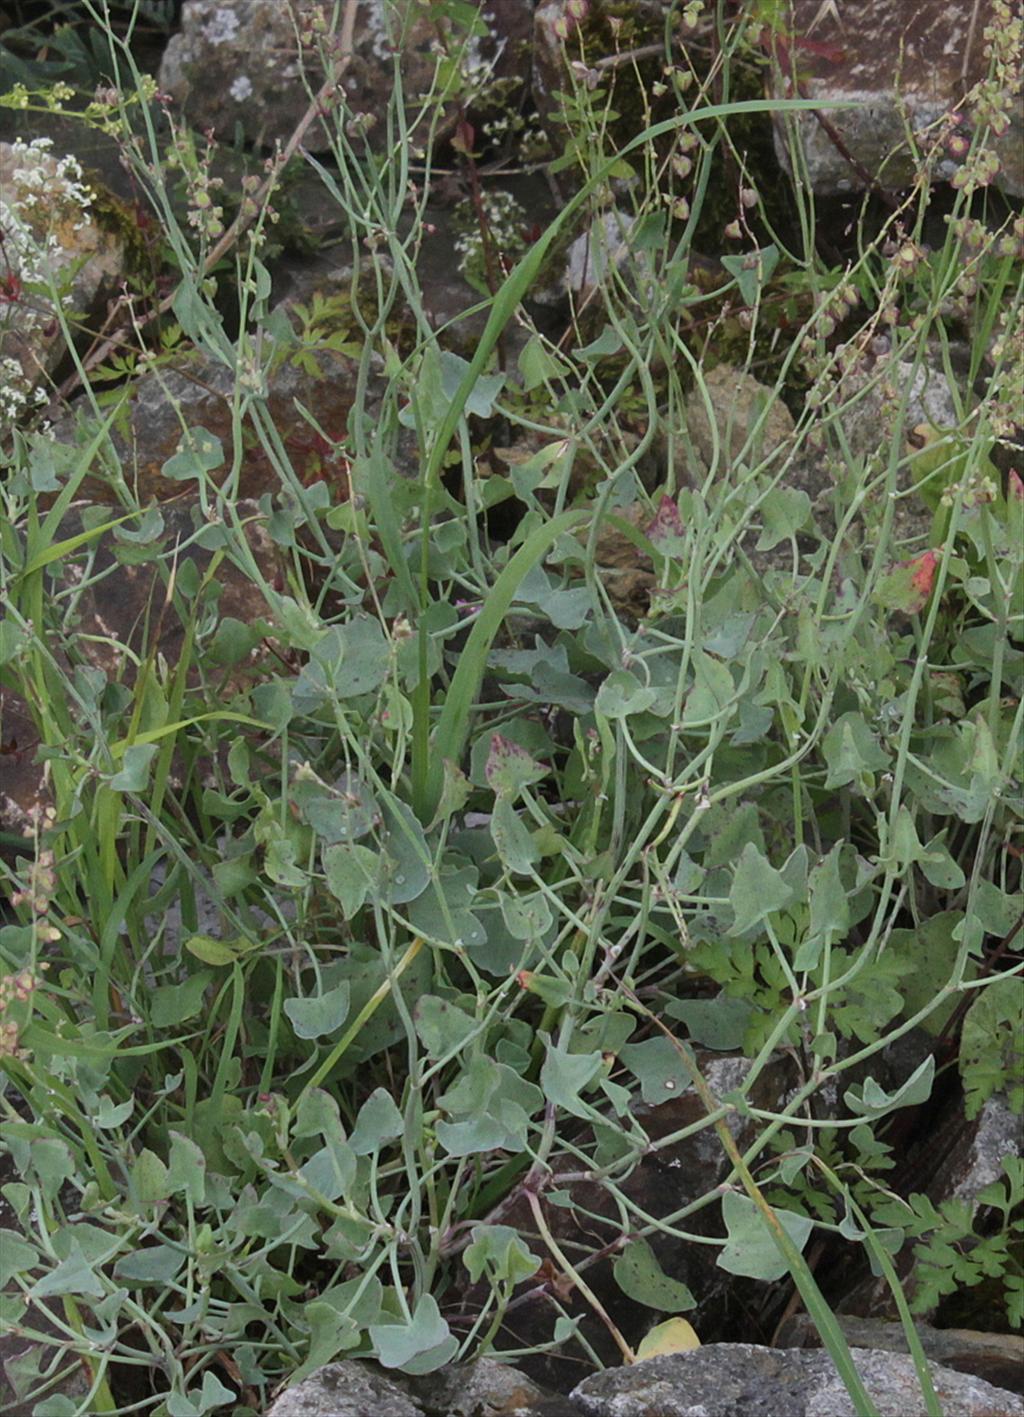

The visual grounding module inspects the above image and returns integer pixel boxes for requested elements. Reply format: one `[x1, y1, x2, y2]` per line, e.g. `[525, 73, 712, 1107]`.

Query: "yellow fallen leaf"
[635, 1317, 701, 1361]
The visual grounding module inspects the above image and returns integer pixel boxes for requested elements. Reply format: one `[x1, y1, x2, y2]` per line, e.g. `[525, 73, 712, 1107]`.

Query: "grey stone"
[951, 1093, 1022, 1207]
[569, 1344, 1024, 1417]
[160, 0, 532, 153]
[264, 1361, 422, 1417]
[684, 364, 796, 474]
[778, 1315, 1024, 1398]
[0, 498, 279, 833]
[0, 137, 125, 423]
[401, 1357, 550, 1415]
[263, 1358, 555, 1416]
[769, 1, 1023, 197]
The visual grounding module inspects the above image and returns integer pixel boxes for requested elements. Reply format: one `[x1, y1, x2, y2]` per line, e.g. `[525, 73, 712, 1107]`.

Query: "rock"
[564, 209, 636, 297]
[778, 1315, 1024, 1399]
[684, 364, 796, 475]
[948, 1092, 1022, 1208]
[827, 341, 971, 553]
[159, 0, 337, 152]
[0, 137, 125, 428]
[769, 1, 1023, 197]
[0, 499, 280, 833]
[264, 1361, 421, 1417]
[46, 294, 366, 505]
[569, 1344, 1024, 1416]
[263, 1358, 557, 1416]
[160, 0, 532, 153]
[399, 1357, 551, 1415]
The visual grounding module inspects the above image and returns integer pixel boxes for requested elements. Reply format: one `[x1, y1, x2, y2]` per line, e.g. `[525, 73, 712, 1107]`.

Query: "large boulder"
[570, 1344, 1024, 1417]
[0, 137, 125, 428]
[768, 0, 1023, 197]
[159, 0, 533, 152]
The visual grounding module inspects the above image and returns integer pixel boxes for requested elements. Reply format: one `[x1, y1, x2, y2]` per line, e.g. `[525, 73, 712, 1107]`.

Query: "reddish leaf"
[909, 549, 939, 599]
[645, 495, 687, 553]
[485, 733, 548, 798]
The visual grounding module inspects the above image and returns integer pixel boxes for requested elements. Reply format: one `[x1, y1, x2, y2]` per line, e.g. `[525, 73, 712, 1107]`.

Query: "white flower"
[230, 74, 253, 102]
[204, 5, 240, 45]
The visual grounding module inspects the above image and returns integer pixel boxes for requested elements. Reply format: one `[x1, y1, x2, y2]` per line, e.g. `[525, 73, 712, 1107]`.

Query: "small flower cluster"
[2, 136, 95, 243]
[553, 0, 590, 42]
[0, 969, 42, 1061]
[939, 465, 1000, 511]
[0, 356, 48, 431]
[162, 125, 226, 242]
[454, 188, 528, 285]
[949, 0, 1022, 193]
[9, 848, 61, 942]
[971, 0, 1022, 139]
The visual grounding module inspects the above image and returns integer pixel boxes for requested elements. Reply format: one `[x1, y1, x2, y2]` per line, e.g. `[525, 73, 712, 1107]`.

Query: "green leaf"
[490, 796, 539, 875]
[960, 977, 1024, 1119]
[167, 1132, 206, 1205]
[348, 1088, 404, 1155]
[518, 335, 565, 391]
[795, 845, 850, 969]
[167, 1373, 237, 1416]
[30, 1244, 105, 1299]
[822, 712, 889, 789]
[682, 651, 735, 725]
[323, 842, 379, 919]
[717, 1192, 813, 1280]
[484, 733, 548, 798]
[208, 616, 264, 667]
[298, 773, 381, 843]
[576, 324, 623, 360]
[756, 487, 810, 550]
[293, 617, 389, 707]
[614, 1237, 696, 1312]
[301, 1138, 357, 1201]
[439, 350, 505, 417]
[108, 742, 158, 792]
[720, 244, 779, 306]
[728, 843, 793, 936]
[464, 1225, 541, 1285]
[150, 971, 212, 1027]
[160, 428, 224, 482]
[94, 1095, 134, 1129]
[595, 669, 657, 719]
[434, 1115, 511, 1156]
[665, 994, 753, 1050]
[0, 1230, 38, 1286]
[185, 934, 256, 967]
[845, 1056, 935, 1120]
[499, 889, 553, 940]
[131, 1148, 170, 1206]
[619, 1037, 691, 1105]
[414, 995, 478, 1059]
[370, 1294, 456, 1372]
[888, 912, 965, 1036]
[284, 983, 351, 1040]
[541, 1042, 603, 1118]
[918, 833, 966, 890]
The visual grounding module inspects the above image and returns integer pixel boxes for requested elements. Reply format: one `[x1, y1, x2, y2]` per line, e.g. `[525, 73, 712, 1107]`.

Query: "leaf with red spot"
[874, 549, 941, 615]
[451, 118, 476, 156]
[1008, 469, 1024, 502]
[645, 494, 687, 557]
[485, 733, 548, 799]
